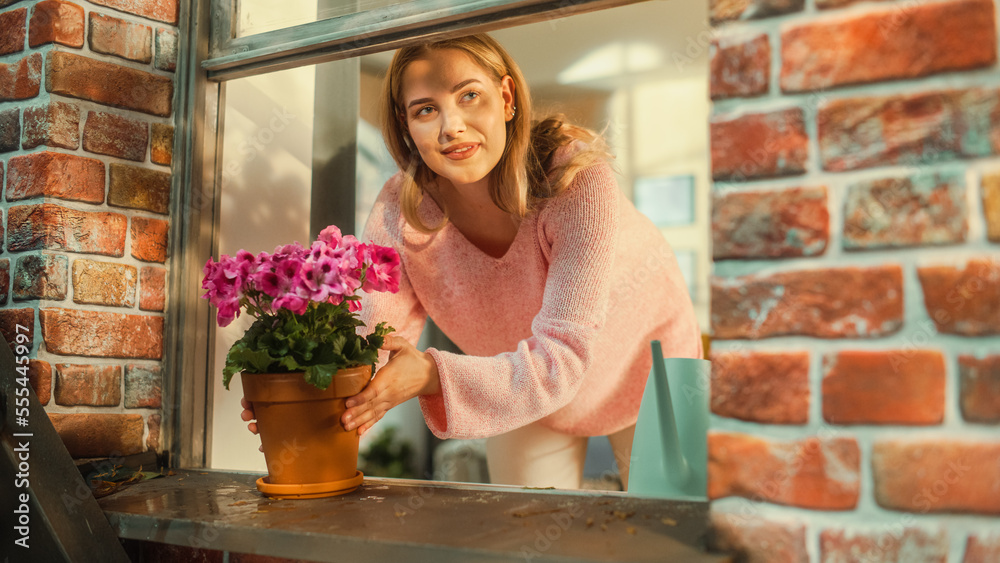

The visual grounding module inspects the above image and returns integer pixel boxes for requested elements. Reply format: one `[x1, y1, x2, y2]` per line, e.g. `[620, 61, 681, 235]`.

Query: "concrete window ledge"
[97, 469, 733, 562]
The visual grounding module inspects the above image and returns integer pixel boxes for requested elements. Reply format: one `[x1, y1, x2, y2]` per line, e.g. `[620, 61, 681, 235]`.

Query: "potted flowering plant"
[201, 225, 400, 499]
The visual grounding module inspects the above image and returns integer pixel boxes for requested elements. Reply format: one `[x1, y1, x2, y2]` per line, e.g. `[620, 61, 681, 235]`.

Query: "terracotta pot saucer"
[256, 470, 364, 499]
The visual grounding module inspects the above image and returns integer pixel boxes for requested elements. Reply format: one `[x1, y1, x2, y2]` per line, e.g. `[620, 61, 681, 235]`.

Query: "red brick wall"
[708, 0, 1000, 560]
[0, 0, 176, 458]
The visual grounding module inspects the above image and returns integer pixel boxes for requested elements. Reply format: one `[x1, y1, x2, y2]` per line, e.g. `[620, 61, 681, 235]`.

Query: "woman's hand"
[342, 335, 441, 437]
[240, 397, 264, 452]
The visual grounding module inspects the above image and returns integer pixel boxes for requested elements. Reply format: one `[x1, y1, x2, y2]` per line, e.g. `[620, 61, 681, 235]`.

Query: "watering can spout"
[627, 341, 710, 501]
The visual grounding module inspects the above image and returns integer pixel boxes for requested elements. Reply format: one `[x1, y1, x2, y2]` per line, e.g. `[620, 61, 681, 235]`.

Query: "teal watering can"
[627, 341, 710, 501]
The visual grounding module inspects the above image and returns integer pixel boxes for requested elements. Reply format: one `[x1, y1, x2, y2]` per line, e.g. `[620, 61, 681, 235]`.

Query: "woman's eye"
[461, 91, 480, 102]
[415, 106, 434, 117]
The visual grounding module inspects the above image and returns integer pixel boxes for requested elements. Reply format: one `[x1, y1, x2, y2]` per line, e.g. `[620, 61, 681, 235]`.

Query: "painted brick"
[844, 172, 967, 250]
[54, 363, 121, 406]
[820, 528, 948, 563]
[6, 151, 102, 203]
[28, 359, 51, 405]
[90, 0, 178, 24]
[89, 12, 151, 63]
[131, 216, 168, 263]
[28, 0, 84, 48]
[0, 107, 19, 152]
[125, 364, 161, 408]
[21, 101, 80, 150]
[146, 412, 160, 451]
[983, 172, 1000, 242]
[708, 432, 860, 510]
[711, 108, 807, 181]
[150, 122, 173, 165]
[40, 307, 163, 359]
[709, 0, 803, 24]
[48, 413, 143, 457]
[0, 308, 34, 351]
[83, 111, 148, 162]
[45, 51, 173, 117]
[0, 7, 27, 56]
[12, 253, 68, 300]
[822, 350, 945, 425]
[917, 258, 1000, 336]
[710, 513, 807, 563]
[72, 258, 137, 307]
[782, 0, 996, 93]
[964, 534, 1000, 563]
[711, 264, 903, 339]
[712, 186, 828, 259]
[154, 26, 177, 72]
[819, 88, 1000, 172]
[139, 266, 165, 311]
[0, 52, 42, 101]
[711, 351, 809, 424]
[7, 204, 126, 256]
[958, 355, 1000, 423]
[0, 259, 9, 305]
[872, 439, 1000, 514]
[710, 34, 769, 100]
[109, 163, 170, 213]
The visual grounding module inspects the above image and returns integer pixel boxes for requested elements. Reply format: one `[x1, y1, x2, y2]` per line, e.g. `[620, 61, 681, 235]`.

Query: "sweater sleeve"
[358, 176, 427, 367]
[418, 162, 620, 439]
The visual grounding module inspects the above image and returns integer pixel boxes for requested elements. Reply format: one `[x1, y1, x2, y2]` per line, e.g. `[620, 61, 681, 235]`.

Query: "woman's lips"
[442, 143, 479, 160]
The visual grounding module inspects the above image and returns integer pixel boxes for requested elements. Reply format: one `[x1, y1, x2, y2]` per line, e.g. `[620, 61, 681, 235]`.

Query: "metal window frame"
[167, 0, 647, 468]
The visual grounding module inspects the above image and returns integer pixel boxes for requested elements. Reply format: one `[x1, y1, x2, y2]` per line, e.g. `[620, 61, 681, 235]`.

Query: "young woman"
[245, 34, 701, 490]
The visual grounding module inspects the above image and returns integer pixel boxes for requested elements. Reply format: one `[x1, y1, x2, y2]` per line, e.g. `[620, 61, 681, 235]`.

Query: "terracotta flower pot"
[241, 365, 371, 499]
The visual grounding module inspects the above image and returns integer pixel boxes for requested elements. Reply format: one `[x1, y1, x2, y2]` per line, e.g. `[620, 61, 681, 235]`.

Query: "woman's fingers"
[247, 421, 258, 434]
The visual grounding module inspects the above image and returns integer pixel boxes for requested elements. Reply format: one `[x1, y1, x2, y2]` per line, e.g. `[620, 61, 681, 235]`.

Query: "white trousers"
[485, 420, 636, 490]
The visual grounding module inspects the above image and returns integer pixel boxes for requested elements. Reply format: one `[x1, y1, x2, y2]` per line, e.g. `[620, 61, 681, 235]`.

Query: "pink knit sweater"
[359, 157, 702, 440]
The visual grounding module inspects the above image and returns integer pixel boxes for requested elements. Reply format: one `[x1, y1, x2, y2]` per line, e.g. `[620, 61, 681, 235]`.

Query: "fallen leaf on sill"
[661, 517, 677, 526]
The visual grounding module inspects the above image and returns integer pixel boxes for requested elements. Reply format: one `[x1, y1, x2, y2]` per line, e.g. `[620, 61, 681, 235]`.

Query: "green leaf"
[304, 363, 339, 390]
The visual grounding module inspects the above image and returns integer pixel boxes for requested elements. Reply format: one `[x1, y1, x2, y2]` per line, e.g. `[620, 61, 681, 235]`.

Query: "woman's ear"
[501, 75, 516, 122]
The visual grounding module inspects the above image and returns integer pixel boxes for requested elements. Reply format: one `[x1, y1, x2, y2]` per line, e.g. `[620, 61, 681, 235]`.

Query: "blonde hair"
[379, 33, 610, 232]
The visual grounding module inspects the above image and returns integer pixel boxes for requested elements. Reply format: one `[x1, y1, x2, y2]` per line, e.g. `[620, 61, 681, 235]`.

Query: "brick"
[6, 151, 102, 203]
[984, 172, 1000, 242]
[7, 204, 126, 256]
[708, 432, 860, 510]
[40, 307, 162, 359]
[711, 108, 807, 181]
[712, 186, 828, 259]
[48, 413, 143, 457]
[28, 0, 84, 48]
[83, 111, 148, 162]
[89, 12, 151, 63]
[964, 534, 1000, 563]
[45, 51, 173, 117]
[0, 7, 26, 56]
[782, 0, 995, 93]
[21, 101, 80, 150]
[146, 412, 160, 451]
[0, 52, 42, 101]
[0, 259, 8, 305]
[125, 363, 160, 407]
[820, 528, 948, 563]
[13, 253, 68, 300]
[712, 264, 903, 339]
[139, 266, 165, 311]
[54, 363, 121, 406]
[872, 439, 1000, 514]
[154, 26, 176, 72]
[710, 34, 769, 100]
[710, 513, 807, 563]
[709, 0, 803, 24]
[822, 350, 945, 425]
[90, 0, 178, 24]
[0, 308, 34, 351]
[0, 107, 19, 152]
[72, 258, 136, 307]
[958, 355, 1000, 423]
[28, 359, 51, 405]
[131, 216, 168, 263]
[150, 122, 172, 165]
[819, 88, 1000, 172]
[711, 351, 809, 424]
[109, 163, 170, 213]
[917, 258, 1000, 336]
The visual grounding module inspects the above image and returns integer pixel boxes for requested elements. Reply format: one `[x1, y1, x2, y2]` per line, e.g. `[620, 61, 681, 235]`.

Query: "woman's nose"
[439, 108, 466, 139]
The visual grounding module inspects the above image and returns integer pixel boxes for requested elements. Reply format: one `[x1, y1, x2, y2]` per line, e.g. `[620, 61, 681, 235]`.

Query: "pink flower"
[318, 225, 342, 245]
[362, 245, 401, 294]
[273, 294, 308, 315]
[216, 298, 241, 327]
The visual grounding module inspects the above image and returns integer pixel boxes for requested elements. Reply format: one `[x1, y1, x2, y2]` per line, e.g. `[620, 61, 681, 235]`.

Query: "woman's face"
[400, 48, 515, 191]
